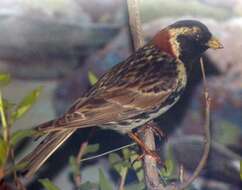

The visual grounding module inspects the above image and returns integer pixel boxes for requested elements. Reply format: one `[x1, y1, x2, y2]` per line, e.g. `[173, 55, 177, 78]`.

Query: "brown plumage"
[19, 20, 223, 178]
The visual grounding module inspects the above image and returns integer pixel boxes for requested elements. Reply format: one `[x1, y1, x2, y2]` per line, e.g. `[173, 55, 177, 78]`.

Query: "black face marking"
[177, 34, 209, 64]
[170, 20, 212, 64]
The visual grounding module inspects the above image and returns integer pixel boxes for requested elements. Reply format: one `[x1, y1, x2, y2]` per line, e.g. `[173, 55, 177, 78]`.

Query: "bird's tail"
[19, 120, 76, 178]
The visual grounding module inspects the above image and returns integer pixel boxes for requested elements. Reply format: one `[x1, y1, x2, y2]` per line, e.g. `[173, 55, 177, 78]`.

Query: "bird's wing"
[38, 45, 179, 132]
[38, 88, 173, 132]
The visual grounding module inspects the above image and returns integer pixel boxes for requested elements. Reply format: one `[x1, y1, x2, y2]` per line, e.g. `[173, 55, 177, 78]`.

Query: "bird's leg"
[136, 121, 166, 141]
[128, 132, 161, 164]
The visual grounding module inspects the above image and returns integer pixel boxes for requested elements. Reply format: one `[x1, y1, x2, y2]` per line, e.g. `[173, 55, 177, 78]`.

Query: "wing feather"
[38, 44, 179, 132]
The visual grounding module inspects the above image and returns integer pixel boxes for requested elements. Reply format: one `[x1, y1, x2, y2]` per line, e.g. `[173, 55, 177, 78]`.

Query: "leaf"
[136, 168, 144, 182]
[84, 144, 100, 155]
[108, 153, 122, 165]
[122, 148, 131, 160]
[0, 138, 8, 166]
[128, 150, 144, 181]
[160, 145, 176, 177]
[0, 73, 10, 87]
[12, 86, 43, 121]
[39, 179, 60, 190]
[120, 166, 128, 179]
[2, 98, 15, 112]
[115, 163, 128, 176]
[88, 71, 98, 85]
[126, 182, 145, 190]
[0, 92, 7, 129]
[69, 155, 80, 176]
[130, 151, 142, 171]
[79, 181, 98, 190]
[108, 153, 130, 176]
[11, 129, 37, 146]
[159, 159, 174, 177]
[99, 169, 112, 190]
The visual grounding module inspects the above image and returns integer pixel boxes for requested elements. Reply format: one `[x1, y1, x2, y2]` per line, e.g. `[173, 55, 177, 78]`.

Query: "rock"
[165, 136, 242, 187]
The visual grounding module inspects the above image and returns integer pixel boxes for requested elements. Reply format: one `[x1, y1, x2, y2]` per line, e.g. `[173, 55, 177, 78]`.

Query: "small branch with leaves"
[0, 73, 42, 190]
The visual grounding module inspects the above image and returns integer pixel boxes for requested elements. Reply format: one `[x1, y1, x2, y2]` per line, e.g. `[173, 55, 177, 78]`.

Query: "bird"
[19, 20, 223, 178]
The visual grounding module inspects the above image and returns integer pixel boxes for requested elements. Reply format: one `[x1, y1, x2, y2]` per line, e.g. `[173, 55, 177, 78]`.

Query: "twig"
[143, 127, 165, 190]
[127, 0, 164, 189]
[175, 57, 211, 190]
[179, 165, 184, 183]
[80, 143, 136, 162]
[127, 0, 144, 48]
[118, 168, 128, 190]
[74, 141, 88, 188]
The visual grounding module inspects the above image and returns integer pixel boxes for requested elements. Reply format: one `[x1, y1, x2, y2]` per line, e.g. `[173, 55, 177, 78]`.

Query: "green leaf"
[39, 179, 60, 190]
[130, 151, 142, 171]
[136, 168, 144, 182]
[109, 153, 130, 176]
[126, 182, 145, 190]
[84, 144, 100, 155]
[2, 98, 15, 112]
[120, 166, 128, 179]
[12, 86, 43, 121]
[109, 153, 122, 165]
[159, 159, 174, 177]
[11, 129, 37, 146]
[0, 73, 10, 87]
[88, 71, 98, 85]
[116, 163, 128, 176]
[160, 145, 176, 178]
[79, 181, 98, 190]
[99, 169, 112, 190]
[0, 138, 8, 166]
[122, 148, 131, 160]
[0, 92, 7, 128]
[69, 155, 80, 176]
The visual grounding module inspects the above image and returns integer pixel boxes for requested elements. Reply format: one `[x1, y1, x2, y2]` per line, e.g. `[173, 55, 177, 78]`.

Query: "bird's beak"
[206, 36, 223, 49]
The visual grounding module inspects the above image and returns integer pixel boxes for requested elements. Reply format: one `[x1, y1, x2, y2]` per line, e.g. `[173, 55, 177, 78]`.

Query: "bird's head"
[152, 20, 223, 63]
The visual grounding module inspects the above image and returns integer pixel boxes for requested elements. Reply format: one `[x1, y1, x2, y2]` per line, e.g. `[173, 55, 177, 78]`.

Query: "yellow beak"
[206, 36, 223, 49]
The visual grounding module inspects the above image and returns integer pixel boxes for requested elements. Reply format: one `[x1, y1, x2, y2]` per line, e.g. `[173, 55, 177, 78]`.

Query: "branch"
[127, 0, 144, 48]
[127, 0, 165, 189]
[74, 141, 88, 188]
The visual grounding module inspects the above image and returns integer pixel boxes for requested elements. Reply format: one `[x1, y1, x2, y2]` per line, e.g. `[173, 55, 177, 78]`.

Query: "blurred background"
[0, 0, 241, 189]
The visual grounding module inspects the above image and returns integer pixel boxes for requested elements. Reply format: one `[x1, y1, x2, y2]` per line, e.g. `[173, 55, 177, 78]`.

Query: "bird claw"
[137, 121, 167, 141]
[128, 131, 167, 170]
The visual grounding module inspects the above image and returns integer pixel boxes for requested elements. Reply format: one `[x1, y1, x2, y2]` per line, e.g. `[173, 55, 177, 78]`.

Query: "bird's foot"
[128, 132, 164, 167]
[137, 121, 166, 141]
